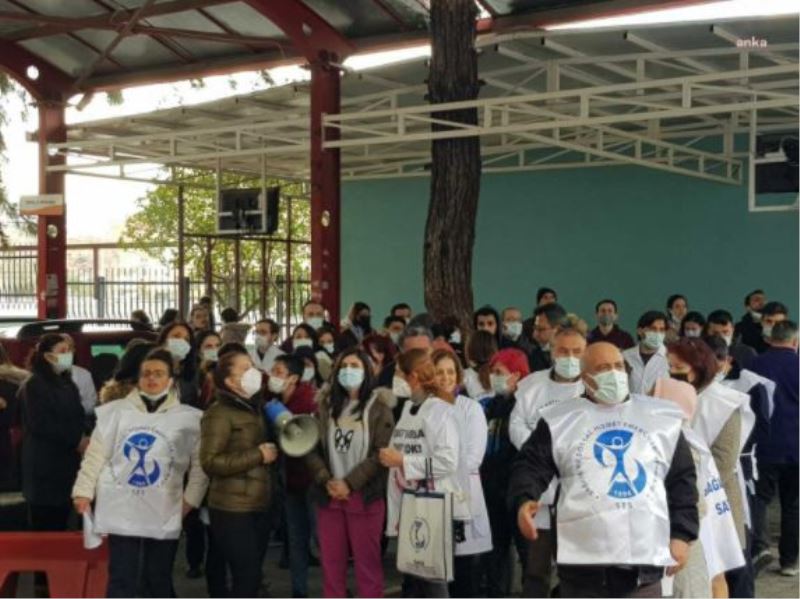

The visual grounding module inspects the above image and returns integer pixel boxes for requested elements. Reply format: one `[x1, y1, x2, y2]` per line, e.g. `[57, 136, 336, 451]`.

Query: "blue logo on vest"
[593, 429, 647, 499]
[124, 432, 161, 487]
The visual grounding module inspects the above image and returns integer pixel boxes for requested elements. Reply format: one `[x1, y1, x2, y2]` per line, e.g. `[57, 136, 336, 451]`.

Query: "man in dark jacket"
[707, 309, 757, 370]
[735, 289, 767, 352]
[528, 303, 567, 372]
[509, 342, 699, 598]
[750, 320, 799, 577]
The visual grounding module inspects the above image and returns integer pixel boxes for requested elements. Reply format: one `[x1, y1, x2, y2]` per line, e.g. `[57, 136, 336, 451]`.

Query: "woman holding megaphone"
[306, 348, 396, 598]
[200, 348, 278, 598]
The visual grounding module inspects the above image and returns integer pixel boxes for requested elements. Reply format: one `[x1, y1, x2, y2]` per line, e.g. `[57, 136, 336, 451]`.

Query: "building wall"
[341, 165, 798, 332]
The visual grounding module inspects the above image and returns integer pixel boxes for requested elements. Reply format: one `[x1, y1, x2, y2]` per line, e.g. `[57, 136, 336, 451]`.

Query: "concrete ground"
[170, 505, 798, 598]
[2, 499, 797, 597]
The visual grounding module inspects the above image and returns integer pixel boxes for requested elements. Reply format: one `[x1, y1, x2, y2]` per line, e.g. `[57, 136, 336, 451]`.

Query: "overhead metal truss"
[46, 18, 799, 194]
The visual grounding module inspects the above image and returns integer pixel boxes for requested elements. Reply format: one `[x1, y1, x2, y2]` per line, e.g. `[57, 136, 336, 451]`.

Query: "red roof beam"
[0, 38, 74, 100]
[243, 0, 355, 63]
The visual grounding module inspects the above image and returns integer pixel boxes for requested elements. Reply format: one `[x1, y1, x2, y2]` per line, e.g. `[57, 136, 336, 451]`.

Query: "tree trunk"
[424, 0, 481, 332]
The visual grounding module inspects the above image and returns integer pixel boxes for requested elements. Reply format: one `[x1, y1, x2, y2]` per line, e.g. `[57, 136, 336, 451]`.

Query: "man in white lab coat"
[510, 322, 586, 596]
[623, 310, 670, 395]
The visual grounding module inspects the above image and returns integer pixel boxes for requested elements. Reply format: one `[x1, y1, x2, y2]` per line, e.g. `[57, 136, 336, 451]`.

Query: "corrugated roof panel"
[20, 34, 100, 76]
[304, 0, 402, 38]
[145, 11, 228, 34]
[201, 3, 289, 40]
[99, 34, 186, 68]
[19, 0, 103, 18]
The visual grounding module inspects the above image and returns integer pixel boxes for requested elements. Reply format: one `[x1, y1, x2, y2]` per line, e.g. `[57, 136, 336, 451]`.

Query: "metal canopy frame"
[46, 16, 799, 192]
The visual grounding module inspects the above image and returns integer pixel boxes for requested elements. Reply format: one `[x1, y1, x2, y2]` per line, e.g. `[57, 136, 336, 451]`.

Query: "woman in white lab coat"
[432, 349, 491, 598]
[379, 348, 466, 598]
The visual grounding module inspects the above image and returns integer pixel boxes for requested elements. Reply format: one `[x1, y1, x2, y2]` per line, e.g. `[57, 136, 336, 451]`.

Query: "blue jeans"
[285, 490, 317, 597]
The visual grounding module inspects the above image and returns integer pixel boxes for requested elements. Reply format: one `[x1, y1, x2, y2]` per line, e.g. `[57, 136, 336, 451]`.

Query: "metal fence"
[0, 246, 310, 337]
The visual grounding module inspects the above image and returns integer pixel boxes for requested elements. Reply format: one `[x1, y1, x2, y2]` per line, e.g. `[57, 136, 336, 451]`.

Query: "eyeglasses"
[141, 370, 169, 379]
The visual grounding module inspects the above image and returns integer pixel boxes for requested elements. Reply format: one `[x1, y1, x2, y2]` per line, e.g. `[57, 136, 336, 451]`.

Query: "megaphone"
[263, 399, 320, 457]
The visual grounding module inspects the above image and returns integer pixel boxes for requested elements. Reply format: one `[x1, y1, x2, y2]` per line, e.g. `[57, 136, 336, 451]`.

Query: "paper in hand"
[83, 510, 103, 550]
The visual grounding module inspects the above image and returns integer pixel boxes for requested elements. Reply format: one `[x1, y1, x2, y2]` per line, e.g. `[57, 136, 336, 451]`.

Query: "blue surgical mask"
[202, 348, 219, 362]
[338, 367, 365, 390]
[490, 374, 510, 395]
[554, 356, 581, 380]
[166, 337, 191, 360]
[294, 338, 313, 349]
[307, 317, 324, 330]
[643, 331, 665, 350]
[590, 369, 629, 405]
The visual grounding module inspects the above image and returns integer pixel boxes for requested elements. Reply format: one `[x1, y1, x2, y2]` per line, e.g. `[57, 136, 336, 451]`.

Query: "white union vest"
[542, 395, 683, 566]
[683, 428, 746, 577]
[93, 399, 202, 540]
[514, 369, 583, 529]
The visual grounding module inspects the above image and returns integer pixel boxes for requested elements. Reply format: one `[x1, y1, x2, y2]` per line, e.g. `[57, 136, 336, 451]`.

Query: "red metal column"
[309, 61, 341, 326]
[36, 101, 67, 319]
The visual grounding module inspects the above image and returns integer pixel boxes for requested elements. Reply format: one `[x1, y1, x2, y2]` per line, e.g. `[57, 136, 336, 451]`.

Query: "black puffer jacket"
[20, 371, 85, 505]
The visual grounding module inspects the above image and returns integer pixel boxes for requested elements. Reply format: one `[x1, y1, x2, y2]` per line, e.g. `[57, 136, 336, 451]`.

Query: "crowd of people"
[0, 286, 796, 599]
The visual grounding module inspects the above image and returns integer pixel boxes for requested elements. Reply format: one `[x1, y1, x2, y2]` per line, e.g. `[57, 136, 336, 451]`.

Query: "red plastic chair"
[0, 532, 108, 598]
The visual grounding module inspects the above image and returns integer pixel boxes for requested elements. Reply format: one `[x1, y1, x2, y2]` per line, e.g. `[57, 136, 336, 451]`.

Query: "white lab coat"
[386, 396, 468, 536]
[510, 369, 584, 451]
[623, 344, 669, 395]
[249, 345, 284, 373]
[454, 395, 492, 555]
[71, 365, 98, 415]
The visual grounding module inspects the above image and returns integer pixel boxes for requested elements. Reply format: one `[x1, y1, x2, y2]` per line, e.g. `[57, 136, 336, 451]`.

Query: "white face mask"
[140, 387, 170, 402]
[166, 337, 191, 360]
[762, 324, 773, 339]
[684, 329, 701, 338]
[449, 330, 462, 345]
[589, 369, 629, 405]
[389, 332, 401, 346]
[490, 374, 510, 395]
[255, 334, 273, 351]
[504, 321, 523, 340]
[392, 375, 411, 398]
[240, 367, 263, 397]
[554, 356, 581, 380]
[202, 348, 219, 362]
[267, 375, 286, 395]
[322, 342, 335, 355]
[306, 316, 324, 330]
[294, 338, 313, 349]
[642, 331, 665, 350]
[750, 309, 763, 322]
[51, 352, 74, 373]
[721, 334, 734, 347]
[301, 367, 315, 382]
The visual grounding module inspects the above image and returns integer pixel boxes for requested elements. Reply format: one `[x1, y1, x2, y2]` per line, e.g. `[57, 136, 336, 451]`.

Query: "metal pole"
[177, 184, 186, 318]
[260, 238, 267, 319]
[234, 236, 241, 314]
[205, 236, 213, 301]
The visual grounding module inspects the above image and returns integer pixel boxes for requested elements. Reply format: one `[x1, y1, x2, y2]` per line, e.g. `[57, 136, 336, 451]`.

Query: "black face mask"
[670, 372, 690, 383]
[356, 315, 372, 330]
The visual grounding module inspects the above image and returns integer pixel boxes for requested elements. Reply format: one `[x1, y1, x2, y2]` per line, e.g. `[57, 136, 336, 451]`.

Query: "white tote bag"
[396, 488, 454, 583]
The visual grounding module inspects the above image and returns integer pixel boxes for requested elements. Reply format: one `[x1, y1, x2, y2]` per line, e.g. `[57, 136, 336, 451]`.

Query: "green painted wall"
[341, 166, 798, 332]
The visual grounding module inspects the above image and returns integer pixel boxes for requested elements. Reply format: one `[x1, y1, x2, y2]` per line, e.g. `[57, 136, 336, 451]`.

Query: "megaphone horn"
[263, 399, 320, 457]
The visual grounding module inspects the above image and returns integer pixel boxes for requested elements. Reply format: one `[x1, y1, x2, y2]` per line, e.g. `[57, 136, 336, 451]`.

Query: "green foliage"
[120, 167, 311, 316]
[0, 74, 36, 247]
